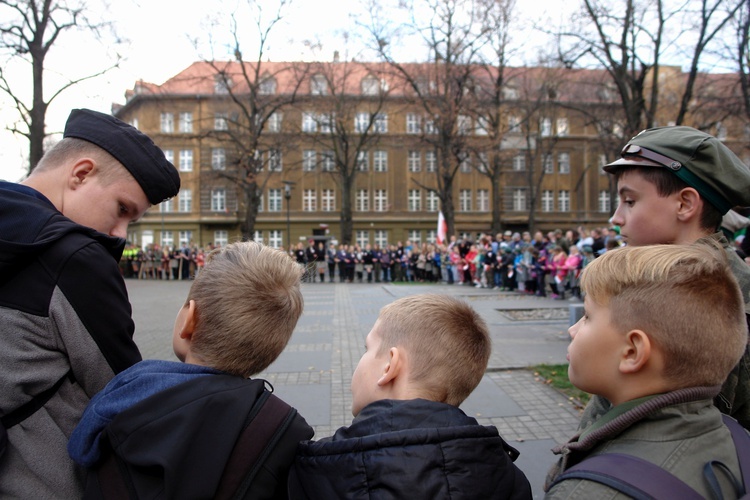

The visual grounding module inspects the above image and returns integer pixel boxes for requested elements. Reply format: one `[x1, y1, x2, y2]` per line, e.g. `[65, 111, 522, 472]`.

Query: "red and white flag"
[437, 211, 447, 245]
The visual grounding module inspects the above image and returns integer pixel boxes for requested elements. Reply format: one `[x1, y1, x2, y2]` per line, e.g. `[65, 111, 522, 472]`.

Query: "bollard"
[569, 303, 585, 327]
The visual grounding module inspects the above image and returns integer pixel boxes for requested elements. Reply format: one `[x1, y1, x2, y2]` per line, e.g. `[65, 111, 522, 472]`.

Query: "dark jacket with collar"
[0, 181, 141, 499]
[289, 399, 532, 499]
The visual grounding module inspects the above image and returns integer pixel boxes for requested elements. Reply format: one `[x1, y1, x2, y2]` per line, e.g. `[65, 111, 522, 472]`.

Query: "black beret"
[63, 108, 180, 204]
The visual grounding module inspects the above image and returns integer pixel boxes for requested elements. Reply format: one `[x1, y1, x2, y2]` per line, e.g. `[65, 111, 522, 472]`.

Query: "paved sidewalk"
[127, 279, 583, 498]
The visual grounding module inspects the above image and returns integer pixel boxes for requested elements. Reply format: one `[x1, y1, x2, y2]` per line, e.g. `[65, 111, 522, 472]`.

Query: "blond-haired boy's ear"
[377, 347, 402, 387]
[619, 329, 652, 374]
[675, 187, 702, 223]
[178, 300, 198, 341]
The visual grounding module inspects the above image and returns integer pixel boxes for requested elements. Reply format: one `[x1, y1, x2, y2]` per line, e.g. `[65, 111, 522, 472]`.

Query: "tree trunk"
[241, 182, 260, 241]
[490, 153, 503, 235]
[340, 176, 354, 244]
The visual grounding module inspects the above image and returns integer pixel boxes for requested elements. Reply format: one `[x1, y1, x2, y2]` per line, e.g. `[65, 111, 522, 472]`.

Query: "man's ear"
[377, 347, 402, 387]
[619, 329, 651, 374]
[179, 300, 198, 341]
[676, 188, 702, 222]
[68, 159, 96, 189]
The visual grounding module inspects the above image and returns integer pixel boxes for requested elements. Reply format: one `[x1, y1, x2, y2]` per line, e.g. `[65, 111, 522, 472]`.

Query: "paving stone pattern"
[127, 279, 583, 498]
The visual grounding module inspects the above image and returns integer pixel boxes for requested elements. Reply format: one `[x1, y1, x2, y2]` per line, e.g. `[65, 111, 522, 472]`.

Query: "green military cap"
[603, 126, 750, 214]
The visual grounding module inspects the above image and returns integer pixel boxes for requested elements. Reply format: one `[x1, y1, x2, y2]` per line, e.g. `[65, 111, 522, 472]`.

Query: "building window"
[542, 190, 554, 212]
[558, 152, 570, 174]
[599, 154, 608, 175]
[214, 113, 228, 130]
[408, 230, 421, 245]
[310, 74, 328, 95]
[459, 152, 471, 173]
[459, 189, 471, 212]
[426, 230, 437, 244]
[512, 154, 525, 171]
[375, 230, 388, 248]
[214, 74, 231, 94]
[406, 113, 421, 134]
[508, 115, 520, 132]
[179, 231, 192, 247]
[163, 149, 174, 166]
[302, 112, 317, 133]
[258, 193, 264, 213]
[161, 230, 173, 248]
[303, 150, 316, 171]
[426, 150, 437, 172]
[322, 189, 335, 212]
[211, 188, 226, 212]
[354, 112, 370, 133]
[356, 151, 368, 171]
[373, 113, 388, 133]
[268, 149, 282, 171]
[160, 112, 174, 133]
[321, 113, 335, 134]
[268, 188, 282, 212]
[475, 116, 489, 136]
[477, 189, 489, 212]
[512, 188, 526, 211]
[179, 149, 193, 172]
[558, 190, 570, 212]
[356, 230, 370, 247]
[267, 112, 282, 133]
[503, 86, 519, 100]
[598, 190, 611, 212]
[374, 189, 388, 212]
[361, 75, 380, 95]
[179, 112, 193, 133]
[426, 191, 439, 212]
[212, 148, 226, 170]
[373, 150, 387, 172]
[178, 189, 192, 212]
[303, 189, 317, 211]
[543, 154, 553, 174]
[268, 230, 283, 248]
[408, 150, 421, 172]
[424, 116, 437, 135]
[253, 231, 263, 244]
[258, 76, 277, 95]
[159, 199, 173, 213]
[477, 152, 489, 174]
[557, 117, 569, 136]
[356, 189, 369, 211]
[540, 117, 552, 137]
[322, 150, 335, 171]
[457, 115, 471, 135]
[408, 189, 421, 211]
[214, 230, 229, 247]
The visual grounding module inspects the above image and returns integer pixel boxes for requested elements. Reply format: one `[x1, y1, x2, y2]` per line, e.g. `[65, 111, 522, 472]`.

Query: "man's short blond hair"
[187, 241, 304, 377]
[376, 294, 490, 406]
[580, 243, 746, 388]
[34, 138, 133, 186]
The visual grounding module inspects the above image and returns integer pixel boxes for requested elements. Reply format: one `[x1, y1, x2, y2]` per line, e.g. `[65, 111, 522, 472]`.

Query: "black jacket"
[289, 399, 532, 499]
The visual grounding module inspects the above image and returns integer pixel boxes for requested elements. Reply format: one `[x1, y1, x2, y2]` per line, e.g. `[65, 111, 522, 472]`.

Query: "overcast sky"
[0, 0, 571, 182]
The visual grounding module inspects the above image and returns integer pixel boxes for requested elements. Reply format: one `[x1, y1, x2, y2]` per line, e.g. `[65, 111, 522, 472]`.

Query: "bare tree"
[293, 59, 389, 244]
[0, 0, 121, 172]
[736, 0, 750, 121]
[366, 0, 488, 237]
[201, 1, 307, 241]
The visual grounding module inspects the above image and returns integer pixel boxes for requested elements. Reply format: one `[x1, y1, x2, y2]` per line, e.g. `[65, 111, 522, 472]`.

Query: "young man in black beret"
[0, 108, 180, 498]
[580, 125, 750, 431]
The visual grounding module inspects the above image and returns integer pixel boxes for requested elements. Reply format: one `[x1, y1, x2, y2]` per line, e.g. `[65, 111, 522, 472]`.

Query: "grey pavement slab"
[126, 278, 582, 498]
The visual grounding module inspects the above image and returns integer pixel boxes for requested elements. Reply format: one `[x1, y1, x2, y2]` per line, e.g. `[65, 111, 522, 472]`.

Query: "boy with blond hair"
[68, 241, 313, 499]
[289, 294, 531, 499]
[545, 243, 748, 498]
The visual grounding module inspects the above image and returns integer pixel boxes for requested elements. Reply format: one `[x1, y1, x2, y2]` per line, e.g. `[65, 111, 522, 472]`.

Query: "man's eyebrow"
[617, 185, 635, 196]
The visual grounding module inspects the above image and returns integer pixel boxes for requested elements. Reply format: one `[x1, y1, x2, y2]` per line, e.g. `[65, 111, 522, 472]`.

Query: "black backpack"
[550, 415, 750, 499]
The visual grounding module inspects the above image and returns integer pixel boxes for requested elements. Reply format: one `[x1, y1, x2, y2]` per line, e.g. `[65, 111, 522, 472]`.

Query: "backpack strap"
[721, 414, 750, 494]
[550, 453, 703, 500]
[1, 369, 74, 429]
[214, 389, 297, 500]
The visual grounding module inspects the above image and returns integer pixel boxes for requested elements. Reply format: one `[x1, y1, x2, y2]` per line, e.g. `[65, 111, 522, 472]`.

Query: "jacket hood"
[0, 182, 125, 272]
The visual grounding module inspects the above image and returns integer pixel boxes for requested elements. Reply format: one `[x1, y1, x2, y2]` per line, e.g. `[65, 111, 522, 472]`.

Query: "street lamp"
[282, 181, 295, 249]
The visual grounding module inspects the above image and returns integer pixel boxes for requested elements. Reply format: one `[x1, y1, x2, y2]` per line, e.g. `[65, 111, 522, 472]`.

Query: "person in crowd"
[545, 243, 746, 498]
[68, 241, 312, 498]
[336, 244, 347, 283]
[289, 294, 532, 499]
[327, 242, 337, 283]
[0, 108, 180, 498]
[363, 243, 374, 283]
[294, 242, 308, 282]
[597, 126, 750, 430]
[372, 244, 382, 283]
[562, 245, 584, 300]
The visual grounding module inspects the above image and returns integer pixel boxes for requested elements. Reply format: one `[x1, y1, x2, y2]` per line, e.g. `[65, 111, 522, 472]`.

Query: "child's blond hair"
[187, 241, 304, 377]
[376, 294, 490, 406]
[580, 243, 746, 388]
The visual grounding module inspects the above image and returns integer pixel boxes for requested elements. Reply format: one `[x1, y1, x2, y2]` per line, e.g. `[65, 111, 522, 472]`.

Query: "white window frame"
[322, 189, 335, 212]
[322, 150, 335, 171]
[407, 150, 421, 172]
[598, 190, 611, 213]
[557, 117, 569, 136]
[542, 190, 554, 212]
[269, 230, 283, 248]
[407, 189, 421, 212]
[356, 150, 369, 171]
[356, 230, 370, 247]
[179, 112, 193, 133]
[214, 113, 228, 131]
[559, 190, 570, 212]
[406, 113, 421, 134]
[512, 154, 525, 171]
[373, 113, 388, 133]
[356, 189, 369, 212]
[211, 188, 226, 212]
[268, 188, 282, 212]
[426, 191, 439, 212]
[267, 112, 282, 133]
[303, 150, 317, 171]
[303, 189, 317, 212]
[178, 189, 192, 212]
[426, 150, 437, 172]
[214, 230, 229, 247]
[477, 189, 489, 212]
[302, 112, 317, 133]
[512, 188, 527, 211]
[160, 112, 174, 133]
[540, 117, 552, 137]
[212, 148, 226, 171]
[373, 150, 387, 172]
[161, 230, 173, 248]
[179, 149, 193, 172]
[374, 189, 388, 212]
[375, 230, 388, 248]
[558, 152, 570, 174]
[459, 189, 471, 212]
